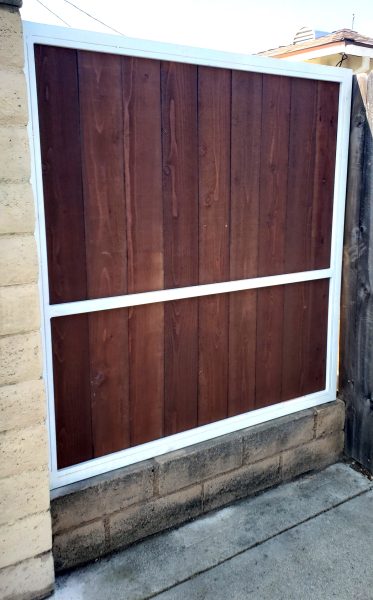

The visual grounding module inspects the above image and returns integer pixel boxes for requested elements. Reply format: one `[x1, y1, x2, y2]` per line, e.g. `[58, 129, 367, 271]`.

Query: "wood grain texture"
[129, 304, 164, 446]
[35, 45, 87, 304]
[228, 71, 261, 417]
[198, 67, 231, 426]
[255, 286, 284, 409]
[258, 75, 291, 277]
[339, 74, 373, 471]
[51, 315, 92, 468]
[89, 309, 129, 458]
[164, 299, 198, 434]
[122, 56, 164, 445]
[311, 81, 339, 270]
[284, 78, 317, 274]
[228, 290, 256, 416]
[161, 62, 199, 434]
[122, 56, 164, 293]
[78, 50, 127, 299]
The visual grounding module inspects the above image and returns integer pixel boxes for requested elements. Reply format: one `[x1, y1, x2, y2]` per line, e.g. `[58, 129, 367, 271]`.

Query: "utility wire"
[35, 0, 71, 27]
[62, 0, 125, 35]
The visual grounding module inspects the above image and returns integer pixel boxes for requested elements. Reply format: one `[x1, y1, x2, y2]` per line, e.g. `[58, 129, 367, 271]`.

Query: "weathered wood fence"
[340, 71, 373, 472]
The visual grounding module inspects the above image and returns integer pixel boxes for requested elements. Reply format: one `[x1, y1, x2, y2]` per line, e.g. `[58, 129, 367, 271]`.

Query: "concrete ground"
[54, 463, 373, 600]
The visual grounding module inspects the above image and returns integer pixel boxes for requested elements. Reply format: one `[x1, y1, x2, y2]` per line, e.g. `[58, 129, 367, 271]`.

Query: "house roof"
[258, 29, 373, 58]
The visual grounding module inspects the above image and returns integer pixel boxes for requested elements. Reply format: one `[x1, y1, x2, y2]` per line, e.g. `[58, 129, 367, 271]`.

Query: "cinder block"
[0, 182, 35, 234]
[315, 399, 345, 438]
[0, 380, 45, 433]
[0, 551, 54, 600]
[281, 433, 344, 482]
[155, 435, 242, 496]
[0, 422, 49, 479]
[0, 69, 28, 126]
[51, 460, 155, 535]
[242, 410, 315, 464]
[0, 127, 30, 182]
[203, 456, 281, 512]
[0, 511, 52, 569]
[0, 283, 40, 335]
[0, 330, 42, 386]
[108, 485, 203, 557]
[0, 468, 50, 526]
[0, 235, 38, 286]
[53, 519, 107, 572]
[0, 5, 24, 70]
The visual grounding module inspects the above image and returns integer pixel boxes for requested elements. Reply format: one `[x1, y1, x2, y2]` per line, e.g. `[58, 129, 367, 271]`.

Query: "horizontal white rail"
[48, 268, 332, 318]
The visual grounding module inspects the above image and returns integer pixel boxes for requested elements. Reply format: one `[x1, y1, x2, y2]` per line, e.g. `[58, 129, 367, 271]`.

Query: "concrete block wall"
[52, 399, 345, 572]
[0, 3, 54, 599]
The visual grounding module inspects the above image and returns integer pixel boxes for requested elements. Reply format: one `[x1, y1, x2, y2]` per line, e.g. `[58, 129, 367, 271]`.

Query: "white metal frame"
[23, 22, 352, 490]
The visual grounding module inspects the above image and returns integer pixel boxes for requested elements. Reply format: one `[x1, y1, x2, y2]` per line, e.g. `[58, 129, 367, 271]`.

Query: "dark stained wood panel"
[198, 294, 229, 425]
[198, 67, 231, 426]
[258, 75, 291, 277]
[228, 290, 256, 416]
[89, 309, 129, 458]
[122, 56, 164, 293]
[164, 299, 198, 435]
[35, 45, 87, 304]
[129, 304, 164, 446]
[78, 50, 127, 299]
[230, 70, 262, 281]
[78, 52, 130, 458]
[162, 61, 199, 288]
[198, 66, 231, 284]
[228, 71, 261, 417]
[161, 62, 199, 435]
[51, 315, 92, 468]
[122, 57, 165, 446]
[284, 78, 317, 274]
[311, 81, 339, 270]
[302, 279, 329, 394]
[255, 286, 284, 409]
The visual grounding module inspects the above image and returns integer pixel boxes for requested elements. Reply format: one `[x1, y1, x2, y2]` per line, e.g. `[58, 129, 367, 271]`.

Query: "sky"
[21, 0, 373, 54]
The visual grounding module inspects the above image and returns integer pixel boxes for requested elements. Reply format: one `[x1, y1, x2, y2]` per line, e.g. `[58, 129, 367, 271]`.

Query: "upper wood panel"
[36, 46, 339, 304]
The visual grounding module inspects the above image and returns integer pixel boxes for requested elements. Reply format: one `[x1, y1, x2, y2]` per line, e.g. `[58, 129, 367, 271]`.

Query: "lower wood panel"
[52, 281, 329, 469]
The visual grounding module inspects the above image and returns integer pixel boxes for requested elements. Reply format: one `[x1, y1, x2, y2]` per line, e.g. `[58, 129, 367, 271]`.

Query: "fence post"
[340, 72, 373, 472]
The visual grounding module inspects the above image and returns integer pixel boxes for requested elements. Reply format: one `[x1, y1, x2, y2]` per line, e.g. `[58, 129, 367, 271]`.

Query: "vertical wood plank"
[78, 51, 130, 457]
[162, 62, 198, 434]
[258, 74, 291, 276]
[284, 78, 317, 273]
[78, 50, 127, 299]
[228, 71, 262, 416]
[282, 282, 307, 401]
[255, 286, 284, 409]
[198, 66, 231, 425]
[228, 290, 257, 416]
[89, 310, 129, 457]
[311, 81, 339, 270]
[255, 75, 291, 409]
[122, 56, 164, 445]
[340, 74, 372, 470]
[302, 279, 329, 395]
[51, 315, 92, 468]
[35, 45, 87, 304]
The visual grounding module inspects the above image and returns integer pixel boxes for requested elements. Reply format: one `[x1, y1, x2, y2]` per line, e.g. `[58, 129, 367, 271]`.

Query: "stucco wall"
[0, 3, 54, 599]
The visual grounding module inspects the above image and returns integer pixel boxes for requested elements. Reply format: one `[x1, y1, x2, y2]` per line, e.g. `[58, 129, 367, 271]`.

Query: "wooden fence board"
[311, 81, 339, 270]
[35, 45, 87, 304]
[198, 67, 231, 425]
[52, 315, 92, 468]
[161, 61, 199, 435]
[340, 73, 373, 473]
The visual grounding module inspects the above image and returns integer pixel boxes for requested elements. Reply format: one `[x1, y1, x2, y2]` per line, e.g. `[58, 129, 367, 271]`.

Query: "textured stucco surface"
[0, 3, 54, 599]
